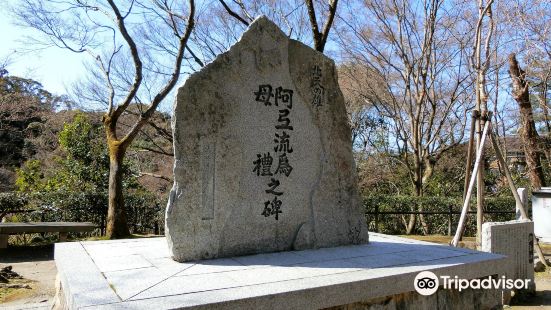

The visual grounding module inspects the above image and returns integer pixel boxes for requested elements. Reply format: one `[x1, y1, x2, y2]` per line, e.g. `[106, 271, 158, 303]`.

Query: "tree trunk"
[405, 213, 416, 235]
[405, 161, 422, 235]
[415, 177, 429, 235]
[106, 142, 131, 239]
[544, 137, 551, 171]
[508, 54, 547, 189]
[476, 116, 485, 248]
[418, 157, 437, 236]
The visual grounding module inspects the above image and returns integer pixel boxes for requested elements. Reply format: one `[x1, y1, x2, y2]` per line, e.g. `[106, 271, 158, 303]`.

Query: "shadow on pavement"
[0, 244, 54, 263]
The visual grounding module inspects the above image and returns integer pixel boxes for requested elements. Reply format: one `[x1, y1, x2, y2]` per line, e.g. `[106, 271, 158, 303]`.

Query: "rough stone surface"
[166, 16, 368, 262]
[52, 274, 67, 310]
[482, 220, 535, 292]
[534, 260, 546, 272]
[323, 287, 502, 310]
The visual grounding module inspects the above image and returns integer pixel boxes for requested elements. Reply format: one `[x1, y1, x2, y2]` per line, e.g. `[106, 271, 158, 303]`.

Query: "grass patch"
[399, 234, 477, 249]
[538, 242, 551, 256]
[0, 286, 18, 303]
[399, 234, 476, 244]
[535, 271, 550, 279]
[84, 235, 111, 241]
[85, 233, 162, 241]
[0, 279, 34, 304]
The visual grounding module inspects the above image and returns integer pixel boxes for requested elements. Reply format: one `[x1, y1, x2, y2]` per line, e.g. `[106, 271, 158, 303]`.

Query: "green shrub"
[364, 195, 516, 235]
[0, 192, 28, 218]
[0, 190, 164, 235]
[6, 113, 163, 237]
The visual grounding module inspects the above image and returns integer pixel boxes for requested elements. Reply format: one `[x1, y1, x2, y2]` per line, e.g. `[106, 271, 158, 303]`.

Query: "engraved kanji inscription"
[275, 87, 293, 108]
[262, 196, 283, 220]
[275, 109, 293, 130]
[275, 153, 293, 177]
[252, 84, 296, 220]
[254, 84, 274, 106]
[274, 131, 293, 153]
[265, 178, 283, 196]
[311, 65, 325, 107]
[253, 152, 274, 176]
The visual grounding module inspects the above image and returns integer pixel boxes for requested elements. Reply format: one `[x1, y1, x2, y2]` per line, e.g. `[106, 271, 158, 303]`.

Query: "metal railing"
[366, 205, 515, 235]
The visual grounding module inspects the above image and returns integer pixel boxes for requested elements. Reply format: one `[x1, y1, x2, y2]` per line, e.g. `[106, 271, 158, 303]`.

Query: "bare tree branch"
[218, 0, 249, 26]
[138, 172, 171, 182]
[106, 0, 143, 129]
[305, 0, 338, 52]
[121, 0, 195, 145]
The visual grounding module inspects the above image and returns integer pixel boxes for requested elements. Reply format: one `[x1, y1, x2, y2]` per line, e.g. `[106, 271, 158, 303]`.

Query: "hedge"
[364, 195, 517, 235]
[1, 192, 517, 237]
[0, 191, 164, 235]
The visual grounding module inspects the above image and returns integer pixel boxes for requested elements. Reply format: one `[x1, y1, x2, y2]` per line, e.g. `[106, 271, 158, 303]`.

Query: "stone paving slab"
[55, 233, 506, 309]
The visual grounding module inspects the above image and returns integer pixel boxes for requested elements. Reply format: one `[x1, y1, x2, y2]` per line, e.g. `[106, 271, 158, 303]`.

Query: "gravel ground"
[0, 245, 56, 309]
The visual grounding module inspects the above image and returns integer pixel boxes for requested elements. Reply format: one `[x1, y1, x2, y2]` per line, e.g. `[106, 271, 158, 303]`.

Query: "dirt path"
[0, 245, 56, 309]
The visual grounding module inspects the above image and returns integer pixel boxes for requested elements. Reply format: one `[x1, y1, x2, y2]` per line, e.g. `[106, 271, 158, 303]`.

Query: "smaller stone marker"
[515, 188, 529, 220]
[532, 188, 551, 243]
[482, 220, 535, 292]
[166, 16, 369, 262]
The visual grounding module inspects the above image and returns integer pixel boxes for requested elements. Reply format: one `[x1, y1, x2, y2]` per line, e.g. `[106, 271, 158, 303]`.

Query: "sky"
[0, 8, 86, 96]
[0, 0, 527, 133]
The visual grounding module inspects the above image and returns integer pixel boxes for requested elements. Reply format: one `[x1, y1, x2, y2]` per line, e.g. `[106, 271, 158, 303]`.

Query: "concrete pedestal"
[54, 234, 506, 309]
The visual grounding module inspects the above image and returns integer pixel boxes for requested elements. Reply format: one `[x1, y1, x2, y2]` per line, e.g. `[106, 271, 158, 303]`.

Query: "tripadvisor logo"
[414, 271, 532, 296]
[414, 271, 439, 296]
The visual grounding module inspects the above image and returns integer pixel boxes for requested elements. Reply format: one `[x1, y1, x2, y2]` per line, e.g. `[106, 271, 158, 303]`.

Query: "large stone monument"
[166, 16, 369, 262]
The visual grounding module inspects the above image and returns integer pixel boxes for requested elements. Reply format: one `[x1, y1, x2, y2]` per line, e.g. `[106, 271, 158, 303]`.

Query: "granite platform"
[54, 233, 506, 309]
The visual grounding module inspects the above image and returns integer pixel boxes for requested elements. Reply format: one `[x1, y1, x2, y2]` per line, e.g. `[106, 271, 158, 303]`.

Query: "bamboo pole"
[476, 112, 490, 248]
[489, 128, 526, 218]
[463, 111, 478, 202]
[489, 126, 548, 267]
[451, 120, 491, 246]
[458, 111, 479, 241]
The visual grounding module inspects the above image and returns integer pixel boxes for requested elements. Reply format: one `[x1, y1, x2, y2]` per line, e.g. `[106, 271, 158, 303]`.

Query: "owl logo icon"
[414, 271, 439, 295]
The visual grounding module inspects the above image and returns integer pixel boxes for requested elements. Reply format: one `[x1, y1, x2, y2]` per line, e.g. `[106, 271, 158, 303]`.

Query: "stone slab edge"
[55, 242, 120, 309]
[81, 249, 506, 309]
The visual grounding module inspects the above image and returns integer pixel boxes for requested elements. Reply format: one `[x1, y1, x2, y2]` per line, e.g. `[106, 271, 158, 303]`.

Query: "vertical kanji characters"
[262, 196, 282, 220]
[274, 131, 293, 153]
[252, 83, 295, 220]
[275, 153, 293, 177]
[265, 178, 283, 196]
[311, 65, 324, 107]
[254, 84, 274, 106]
[275, 109, 294, 130]
[275, 87, 293, 108]
[253, 152, 273, 176]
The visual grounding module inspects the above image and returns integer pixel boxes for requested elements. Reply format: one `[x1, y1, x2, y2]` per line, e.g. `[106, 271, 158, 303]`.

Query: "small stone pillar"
[482, 220, 536, 297]
[516, 187, 529, 220]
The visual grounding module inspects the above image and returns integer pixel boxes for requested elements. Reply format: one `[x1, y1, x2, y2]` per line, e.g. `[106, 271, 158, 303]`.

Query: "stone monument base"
[54, 234, 506, 309]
